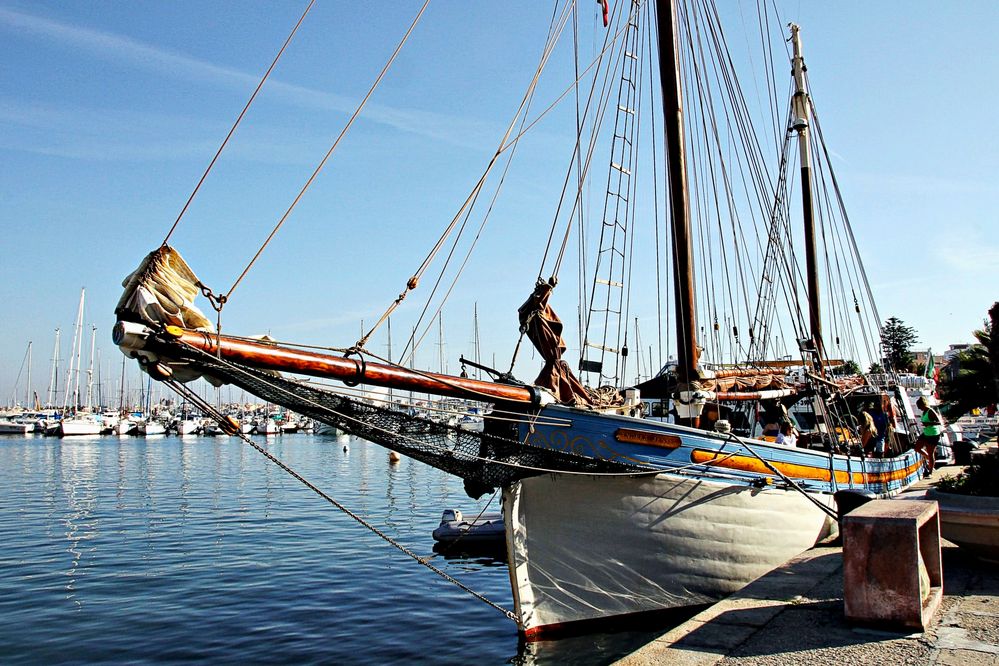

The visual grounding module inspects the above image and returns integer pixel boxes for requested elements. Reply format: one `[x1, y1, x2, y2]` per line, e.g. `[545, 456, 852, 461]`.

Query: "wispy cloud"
[0, 6, 500, 151]
[0, 99, 351, 162]
[934, 236, 999, 275]
[849, 171, 998, 196]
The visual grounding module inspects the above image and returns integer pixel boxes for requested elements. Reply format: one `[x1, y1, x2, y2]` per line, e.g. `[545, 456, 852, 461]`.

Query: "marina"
[3, 431, 996, 664]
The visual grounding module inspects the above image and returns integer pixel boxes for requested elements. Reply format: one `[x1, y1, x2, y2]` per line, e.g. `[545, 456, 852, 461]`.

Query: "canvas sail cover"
[692, 372, 788, 393]
[115, 245, 214, 332]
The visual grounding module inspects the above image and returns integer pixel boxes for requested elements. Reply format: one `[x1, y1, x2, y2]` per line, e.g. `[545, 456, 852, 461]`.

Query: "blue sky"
[2, 1, 997, 405]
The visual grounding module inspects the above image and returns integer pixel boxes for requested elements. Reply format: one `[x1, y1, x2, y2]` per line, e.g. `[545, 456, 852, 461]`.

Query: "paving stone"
[614, 539, 998, 666]
[958, 612, 999, 645]
[935, 648, 999, 666]
[670, 618, 759, 651]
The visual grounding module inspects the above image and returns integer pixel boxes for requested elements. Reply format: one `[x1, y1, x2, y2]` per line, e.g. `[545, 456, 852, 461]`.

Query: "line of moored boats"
[0, 407, 340, 438]
[0, 397, 488, 438]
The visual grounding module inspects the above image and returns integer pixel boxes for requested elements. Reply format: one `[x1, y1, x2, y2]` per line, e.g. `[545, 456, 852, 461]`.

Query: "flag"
[598, 0, 609, 27]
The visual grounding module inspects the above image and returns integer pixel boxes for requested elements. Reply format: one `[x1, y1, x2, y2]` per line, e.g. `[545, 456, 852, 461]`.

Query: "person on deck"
[858, 404, 876, 452]
[775, 421, 797, 448]
[863, 400, 889, 458]
[759, 412, 780, 439]
[915, 396, 944, 476]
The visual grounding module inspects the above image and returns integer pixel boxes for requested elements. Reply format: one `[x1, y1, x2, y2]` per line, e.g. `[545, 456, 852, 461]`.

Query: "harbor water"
[0, 433, 679, 664]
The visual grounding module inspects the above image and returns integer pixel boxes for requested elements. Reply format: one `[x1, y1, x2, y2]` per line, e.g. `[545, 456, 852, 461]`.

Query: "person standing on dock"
[915, 396, 943, 476]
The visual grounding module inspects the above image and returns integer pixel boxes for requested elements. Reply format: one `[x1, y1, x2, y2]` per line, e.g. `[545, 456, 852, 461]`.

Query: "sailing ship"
[112, 1, 923, 638]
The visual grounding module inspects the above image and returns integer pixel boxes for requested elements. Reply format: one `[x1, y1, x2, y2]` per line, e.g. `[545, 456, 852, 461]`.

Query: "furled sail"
[518, 280, 622, 408]
[694, 370, 788, 394]
[115, 245, 214, 332]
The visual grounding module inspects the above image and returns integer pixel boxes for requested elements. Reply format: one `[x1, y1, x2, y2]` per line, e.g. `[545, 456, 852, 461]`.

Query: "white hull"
[117, 419, 137, 435]
[59, 418, 102, 436]
[313, 422, 342, 436]
[257, 421, 279, 436]
[0, 420, 33, 434]
[504, 471, 834, 637]
[177, 420, 201, 436]
[99, 412, 120, 433]
[457, 417, 485, 432]
[138, 420, 166, 436]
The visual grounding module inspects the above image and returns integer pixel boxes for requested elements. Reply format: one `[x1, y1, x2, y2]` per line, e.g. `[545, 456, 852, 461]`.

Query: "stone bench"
[842, 499, 942, 631]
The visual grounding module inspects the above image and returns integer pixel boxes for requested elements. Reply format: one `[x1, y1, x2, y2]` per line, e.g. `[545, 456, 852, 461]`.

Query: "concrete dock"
[616, 463, 999, 666]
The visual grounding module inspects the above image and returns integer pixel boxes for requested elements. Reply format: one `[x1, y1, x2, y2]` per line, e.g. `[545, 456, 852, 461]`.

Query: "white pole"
[64, 289, 84, 412]
[47, 329, 60, 408]
[25, 341, 32, 407]
[85, 325, 96, 412]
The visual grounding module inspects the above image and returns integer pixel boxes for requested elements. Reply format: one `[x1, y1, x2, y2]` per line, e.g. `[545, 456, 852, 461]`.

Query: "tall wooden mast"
[655, 0, 699, 385]
[789, 23, 825, 372]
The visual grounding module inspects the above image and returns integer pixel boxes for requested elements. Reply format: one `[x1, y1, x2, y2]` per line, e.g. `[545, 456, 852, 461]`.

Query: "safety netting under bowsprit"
[172, 348, 643, 492]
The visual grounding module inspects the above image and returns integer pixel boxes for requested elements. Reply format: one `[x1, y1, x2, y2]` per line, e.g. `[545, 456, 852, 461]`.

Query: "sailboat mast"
[386, 316, 394, 404]
[65, 288, 85, 412]
[119, 353, 127, 412]
[437, 312, 445, 375]
[85, 325, 96, 411]
[789, 24, 824, 369]
[473, 303, 481, 380]
[25, 341, 32, 408]
[655, 0, 699, 384]
[47, 328, 60, 408]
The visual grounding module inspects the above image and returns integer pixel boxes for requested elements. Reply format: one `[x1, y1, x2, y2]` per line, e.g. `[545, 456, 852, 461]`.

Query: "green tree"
[940, 303, 998, 419]
[989, 302, 999, 401]
[881, 317, 918, 372]
[831, 360, 861, 376]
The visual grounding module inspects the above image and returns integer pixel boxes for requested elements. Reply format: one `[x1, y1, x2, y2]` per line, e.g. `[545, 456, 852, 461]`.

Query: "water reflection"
[59, 438, 101, 610]
[0, 434, 698, 663]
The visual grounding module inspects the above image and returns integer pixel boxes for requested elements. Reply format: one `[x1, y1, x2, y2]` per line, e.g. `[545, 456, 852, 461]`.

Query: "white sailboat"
[256, 415, 280, 436]
[0, 418, 34, 435]
[137, 418, 166, 436]
[116, 417, 138, 436]
[60, 295, 102, 437]
[176, 416, 202, 436]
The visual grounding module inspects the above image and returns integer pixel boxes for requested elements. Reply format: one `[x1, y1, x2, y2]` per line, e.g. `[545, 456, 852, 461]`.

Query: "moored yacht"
[59, 412, 103, 436]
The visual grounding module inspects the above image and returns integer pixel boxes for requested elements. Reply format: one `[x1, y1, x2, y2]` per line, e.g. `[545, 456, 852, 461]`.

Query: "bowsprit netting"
[166, 343, 643, 493]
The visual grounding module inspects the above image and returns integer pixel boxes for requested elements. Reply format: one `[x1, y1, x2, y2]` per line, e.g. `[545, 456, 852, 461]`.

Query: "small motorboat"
[431, 509, 504, 545]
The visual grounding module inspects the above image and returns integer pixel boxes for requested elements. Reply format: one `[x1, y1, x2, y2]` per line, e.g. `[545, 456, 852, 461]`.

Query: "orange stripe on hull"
[691, 450, 921, 485]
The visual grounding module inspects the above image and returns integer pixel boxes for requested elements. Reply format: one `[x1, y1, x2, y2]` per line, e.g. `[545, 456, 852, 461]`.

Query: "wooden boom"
[135, 325, 540, 406]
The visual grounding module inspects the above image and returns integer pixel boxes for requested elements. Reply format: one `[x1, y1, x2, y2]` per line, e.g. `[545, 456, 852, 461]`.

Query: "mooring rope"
[162, 377, 520, 624]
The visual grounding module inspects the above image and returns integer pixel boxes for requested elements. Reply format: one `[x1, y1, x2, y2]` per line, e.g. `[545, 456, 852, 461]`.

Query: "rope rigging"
[226, 0, 432, 303]
[161, 0, 317, 247]
[580, 0, 647, 387]
[390, 1, 578, 367]
[136, 0, 902, 438]
[360, 0, 580, 359]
